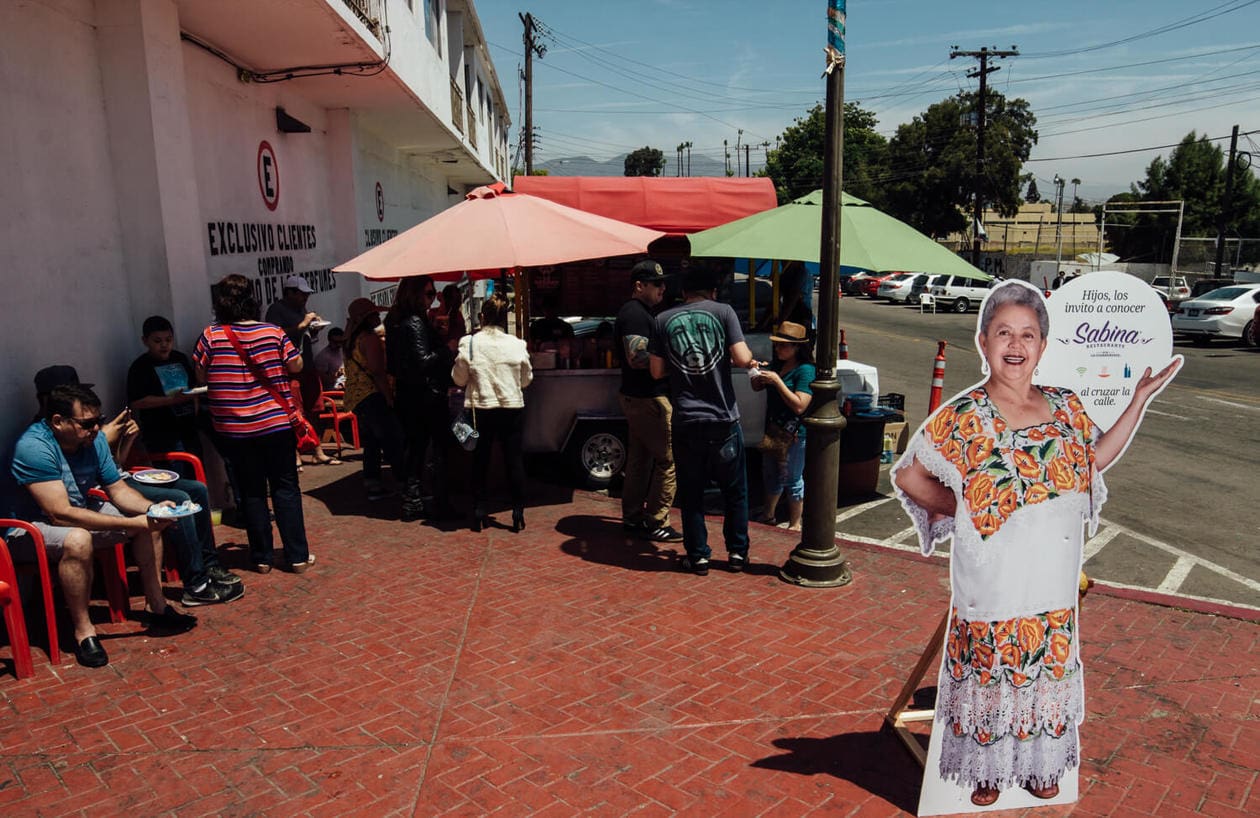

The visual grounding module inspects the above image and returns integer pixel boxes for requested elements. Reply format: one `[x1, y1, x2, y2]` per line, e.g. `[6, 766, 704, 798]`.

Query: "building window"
[425, 0, 441, 54]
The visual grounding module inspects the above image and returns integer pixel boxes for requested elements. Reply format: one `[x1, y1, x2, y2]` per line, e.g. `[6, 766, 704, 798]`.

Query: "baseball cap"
[630, 259, 669, 283]
[282, 274, 315, 293]
[34, 365, 92, 395]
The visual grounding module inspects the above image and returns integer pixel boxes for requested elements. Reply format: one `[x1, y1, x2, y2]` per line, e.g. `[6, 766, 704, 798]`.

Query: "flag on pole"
[826, 1, 846, 73]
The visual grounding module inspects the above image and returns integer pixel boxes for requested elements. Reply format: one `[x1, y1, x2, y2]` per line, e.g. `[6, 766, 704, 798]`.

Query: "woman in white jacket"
[452, 293, 533, 532]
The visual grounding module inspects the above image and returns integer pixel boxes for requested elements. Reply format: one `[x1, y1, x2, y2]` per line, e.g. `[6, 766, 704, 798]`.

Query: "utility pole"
[1214, 124, 1240, 277]
[684, 141, 692, 176]
[676, 143, 685, 177]
[950, 45, 1018, 265]
[744, 144, 751, 177]
[1054, 174, 1066, 269]
[724, 139, 731, 176]
[519, 13, 546, 174]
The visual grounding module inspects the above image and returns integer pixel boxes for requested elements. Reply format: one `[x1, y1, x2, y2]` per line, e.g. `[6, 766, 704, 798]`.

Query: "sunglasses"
[69, 415, 104, 430]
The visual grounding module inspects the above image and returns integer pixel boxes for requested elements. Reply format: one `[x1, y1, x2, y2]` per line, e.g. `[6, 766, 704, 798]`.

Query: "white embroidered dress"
[892, 386, 1106, 791]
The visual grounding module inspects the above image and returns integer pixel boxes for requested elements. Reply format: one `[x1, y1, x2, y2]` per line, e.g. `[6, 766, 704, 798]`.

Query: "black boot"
[511, 508, 526, 533]
[472, 505, 488, 532]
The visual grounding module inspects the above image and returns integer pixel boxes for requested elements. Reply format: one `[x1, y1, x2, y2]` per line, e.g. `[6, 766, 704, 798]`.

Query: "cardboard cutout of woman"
[891, 279, 1180, 814]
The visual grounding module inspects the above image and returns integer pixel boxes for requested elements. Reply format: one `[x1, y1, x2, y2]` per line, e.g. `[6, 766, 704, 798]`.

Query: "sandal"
[1024, 782, 1059, 800]
[970, 785, 999, 807]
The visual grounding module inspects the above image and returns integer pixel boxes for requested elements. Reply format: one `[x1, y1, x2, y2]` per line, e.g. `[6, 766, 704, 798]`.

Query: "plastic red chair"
[86, 488, 131, 624]
[0, 519, 62, 676]
[139, 451, 215, 585]
[317, 390, 360, 454]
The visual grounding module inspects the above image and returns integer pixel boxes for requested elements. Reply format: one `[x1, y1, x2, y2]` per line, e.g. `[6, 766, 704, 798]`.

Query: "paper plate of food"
[309, 319, 332, 329]
[148, 500, 202, 518]
[131, 468, 180, 484]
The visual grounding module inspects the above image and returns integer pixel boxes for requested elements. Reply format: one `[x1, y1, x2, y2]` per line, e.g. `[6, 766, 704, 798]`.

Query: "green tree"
[761, 102, 888, 204]
[1025, 177, 1041, 203]
[1109, 132, 1260, 264]
[880, 91, 1038, 238]
[624, 146, 665, 177]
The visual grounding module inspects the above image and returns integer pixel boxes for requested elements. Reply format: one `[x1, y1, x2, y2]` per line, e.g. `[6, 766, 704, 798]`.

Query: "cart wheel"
[568, 425, 627, 489]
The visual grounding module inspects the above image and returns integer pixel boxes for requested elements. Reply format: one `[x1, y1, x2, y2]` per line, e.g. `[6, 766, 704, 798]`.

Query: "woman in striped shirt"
[194, 274, 314, 574]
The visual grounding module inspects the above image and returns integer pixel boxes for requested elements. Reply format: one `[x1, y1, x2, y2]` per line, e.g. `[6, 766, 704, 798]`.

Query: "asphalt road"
[830, 293, 1260, 610]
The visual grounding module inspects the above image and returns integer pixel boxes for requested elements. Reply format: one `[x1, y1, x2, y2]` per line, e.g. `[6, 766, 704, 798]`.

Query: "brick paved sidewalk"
[2, 469, 1256, 816]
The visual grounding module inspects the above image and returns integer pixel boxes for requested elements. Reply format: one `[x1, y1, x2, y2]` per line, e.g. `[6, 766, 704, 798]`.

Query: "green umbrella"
[688, 190, 992, 280]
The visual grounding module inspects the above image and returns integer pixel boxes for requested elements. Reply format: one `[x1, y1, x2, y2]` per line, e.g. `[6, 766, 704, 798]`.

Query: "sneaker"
[646, 525, 685, 543]
[622, 520, 648, 536]
[679, 556, 710, 576]
[288, 554, 317, 574]
[145, 606, 198, 633]
[181, 580, 245, 607]
[206, 565, 243, 586]
[728, 553, 747, 573]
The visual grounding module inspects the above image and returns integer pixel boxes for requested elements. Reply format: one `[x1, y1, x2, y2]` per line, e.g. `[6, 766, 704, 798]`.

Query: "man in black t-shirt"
[615, 260, 682, 543]
[649, 267, 762, 575]
[126, 316, 201, 458]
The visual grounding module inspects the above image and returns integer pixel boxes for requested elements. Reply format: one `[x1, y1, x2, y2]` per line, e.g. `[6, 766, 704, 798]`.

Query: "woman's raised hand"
[1133, 357, 1182, 407]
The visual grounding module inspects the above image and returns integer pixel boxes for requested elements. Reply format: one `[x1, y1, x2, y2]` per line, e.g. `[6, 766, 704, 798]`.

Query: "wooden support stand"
[884, 610, 949, 768]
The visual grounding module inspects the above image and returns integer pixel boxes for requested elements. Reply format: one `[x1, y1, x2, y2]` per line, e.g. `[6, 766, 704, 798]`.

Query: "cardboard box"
[883, 421, 909, 454]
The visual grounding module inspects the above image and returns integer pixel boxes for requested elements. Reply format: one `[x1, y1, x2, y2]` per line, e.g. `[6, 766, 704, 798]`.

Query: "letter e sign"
[257, 141, 279, 211]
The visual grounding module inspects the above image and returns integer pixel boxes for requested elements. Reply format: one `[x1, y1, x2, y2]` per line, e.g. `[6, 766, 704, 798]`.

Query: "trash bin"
[838, 409, 903, 500]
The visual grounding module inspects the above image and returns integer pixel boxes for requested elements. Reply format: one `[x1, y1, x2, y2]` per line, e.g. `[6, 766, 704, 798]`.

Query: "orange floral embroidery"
[965, 437, 993, 469]
[996, 486, 1017, 519]
[942, 439, 965, 475]
[993, 416, 1007, 434]
[965, 472, 996, 513]
[1049, 632, 1072, 664]
[1012, 449, 1041, 478]
[1027, 428, 1045, 442]
[928, 405, 957, 444]
[998, 641, 1021, 668]
[1054, 409, 1071, 425]
[1067, 394, 1084, 412]
[958, 411, 983, 439]
[1045, 608, 1072, 629]
[1017, 617, 1046, 654]
[975, 513, 1000, 536]
[1048, 457, 1077, 491]
[995, 620, 1016, 643]
[1065, 440, 1088, 468]
[1025, 482, 1050, 504]
[969, 621, 990, 641]
[1010, 672, 1029, 687]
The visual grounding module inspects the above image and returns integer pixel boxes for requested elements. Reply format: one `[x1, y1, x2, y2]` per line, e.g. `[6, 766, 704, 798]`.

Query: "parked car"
[1150, 275, 1191, 304]
[910, 274, 943, 305]
[843, 271, 874, 295]
[860, 272, 898, 297]
[1251, 303, 1260, 347]
[929, 274, 995, 313]
[877, 273, 925, 303]
[1190, 277, 1235, 298]
[1170, 283, 1260, 345]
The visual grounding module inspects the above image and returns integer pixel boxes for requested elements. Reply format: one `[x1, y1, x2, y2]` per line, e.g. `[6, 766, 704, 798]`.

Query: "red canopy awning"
[511, 176, 778, 235]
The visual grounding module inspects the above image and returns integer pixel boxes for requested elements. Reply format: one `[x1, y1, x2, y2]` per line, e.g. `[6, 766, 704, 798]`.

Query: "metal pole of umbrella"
[780, 0, 851, 588]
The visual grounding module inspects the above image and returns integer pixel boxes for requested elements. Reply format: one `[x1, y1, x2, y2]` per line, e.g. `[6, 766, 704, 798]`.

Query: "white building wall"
[0, 0, 507, 445]
[0, 0, 133, 430]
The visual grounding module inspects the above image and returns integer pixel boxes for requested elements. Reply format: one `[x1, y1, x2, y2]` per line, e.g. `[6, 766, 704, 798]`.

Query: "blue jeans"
[126, 477, 217, 591]
[222, 429, 309, 566]
[673, 420, 749, 562]
[761, 434, 807, 502]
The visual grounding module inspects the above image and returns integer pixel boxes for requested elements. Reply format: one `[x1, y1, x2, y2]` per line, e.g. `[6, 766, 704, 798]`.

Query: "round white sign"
[1037, 270, 1178, 431]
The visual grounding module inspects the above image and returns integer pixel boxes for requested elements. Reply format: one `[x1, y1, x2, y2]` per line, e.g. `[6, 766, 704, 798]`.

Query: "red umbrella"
[333, 182, 666, 280]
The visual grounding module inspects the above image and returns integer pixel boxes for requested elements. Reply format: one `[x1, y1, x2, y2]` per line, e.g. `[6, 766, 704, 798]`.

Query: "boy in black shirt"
[127, 315, 202, 461]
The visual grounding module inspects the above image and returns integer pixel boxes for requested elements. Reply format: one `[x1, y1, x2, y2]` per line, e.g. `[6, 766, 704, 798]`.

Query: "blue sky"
[473, 0, 1260, 200]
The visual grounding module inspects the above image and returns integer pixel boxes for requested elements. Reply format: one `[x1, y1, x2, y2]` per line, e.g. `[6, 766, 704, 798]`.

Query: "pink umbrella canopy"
[333, 182, 667, 280]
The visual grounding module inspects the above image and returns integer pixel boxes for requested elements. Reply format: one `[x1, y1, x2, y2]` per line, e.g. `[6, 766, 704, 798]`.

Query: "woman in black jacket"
[385, 277, 455, 521]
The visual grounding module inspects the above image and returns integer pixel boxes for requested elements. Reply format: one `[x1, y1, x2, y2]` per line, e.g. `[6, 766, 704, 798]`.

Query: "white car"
[1150, 275, 1191, 304]
[929, 274, 995, 313]
[877, 273, 927, 303]
[1171, 283, 1260, 344]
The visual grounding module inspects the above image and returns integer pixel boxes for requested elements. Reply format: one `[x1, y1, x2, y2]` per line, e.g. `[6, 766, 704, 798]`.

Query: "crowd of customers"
[2, 261, 811, 669]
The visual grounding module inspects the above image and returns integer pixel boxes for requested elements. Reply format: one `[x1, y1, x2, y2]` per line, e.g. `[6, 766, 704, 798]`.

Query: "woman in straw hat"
[750, 320, 815, 531]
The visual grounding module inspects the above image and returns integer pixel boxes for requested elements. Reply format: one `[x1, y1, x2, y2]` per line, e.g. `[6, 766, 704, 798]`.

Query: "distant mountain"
[533, 152, 764, 178]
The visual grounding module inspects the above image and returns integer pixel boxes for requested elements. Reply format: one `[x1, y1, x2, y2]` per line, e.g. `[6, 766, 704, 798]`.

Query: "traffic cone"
[927, 340, 948, 414]
[838, 329, 849, 360]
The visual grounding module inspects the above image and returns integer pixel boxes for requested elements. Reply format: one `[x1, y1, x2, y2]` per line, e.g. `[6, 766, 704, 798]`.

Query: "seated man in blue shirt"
[2, 384, 196, 668]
